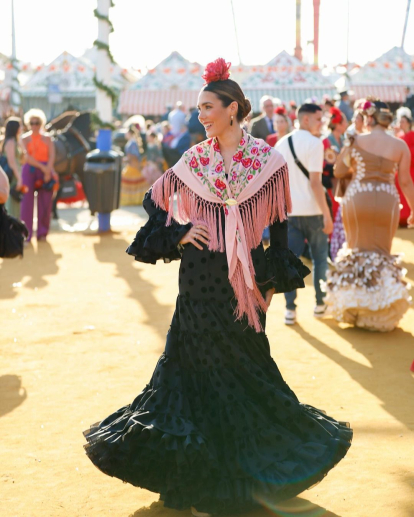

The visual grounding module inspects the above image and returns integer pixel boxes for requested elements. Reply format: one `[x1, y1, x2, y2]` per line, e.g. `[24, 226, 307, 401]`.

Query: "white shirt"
[276, 129, 324, 216]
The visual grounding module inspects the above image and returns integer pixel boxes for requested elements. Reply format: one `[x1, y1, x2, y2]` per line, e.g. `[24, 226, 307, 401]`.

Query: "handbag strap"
[288, 135, 309, 179]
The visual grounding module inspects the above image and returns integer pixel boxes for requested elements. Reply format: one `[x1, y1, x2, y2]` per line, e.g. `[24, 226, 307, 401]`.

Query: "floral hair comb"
[202, 58, 231, 84]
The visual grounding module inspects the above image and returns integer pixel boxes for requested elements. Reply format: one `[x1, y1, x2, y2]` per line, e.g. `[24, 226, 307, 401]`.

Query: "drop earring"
[230, 115, 234, 126]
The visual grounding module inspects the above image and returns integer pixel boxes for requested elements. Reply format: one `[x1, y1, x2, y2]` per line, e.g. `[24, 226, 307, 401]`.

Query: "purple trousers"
[20, 163, 53, 241]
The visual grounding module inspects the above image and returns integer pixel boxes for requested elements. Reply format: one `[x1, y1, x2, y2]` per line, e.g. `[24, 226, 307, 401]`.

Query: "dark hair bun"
[239, 98, 251, 120]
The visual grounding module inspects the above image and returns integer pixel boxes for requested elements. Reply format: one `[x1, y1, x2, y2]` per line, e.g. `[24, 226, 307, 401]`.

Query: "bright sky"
[1, 0, 414, 70]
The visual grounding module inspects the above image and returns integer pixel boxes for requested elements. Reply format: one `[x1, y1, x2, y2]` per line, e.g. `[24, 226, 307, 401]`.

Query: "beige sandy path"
[1, 219, 413, 517]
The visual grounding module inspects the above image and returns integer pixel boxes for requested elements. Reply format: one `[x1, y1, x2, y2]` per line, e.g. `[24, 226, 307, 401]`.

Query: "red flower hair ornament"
[275, 106, 287, 115]
[330, 106, 343, 124]
[202, 58, 231, 84]
[362, 100, 377, 116]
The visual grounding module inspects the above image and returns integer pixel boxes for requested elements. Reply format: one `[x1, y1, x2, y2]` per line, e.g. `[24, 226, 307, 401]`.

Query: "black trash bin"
[83, 149, 122, 215]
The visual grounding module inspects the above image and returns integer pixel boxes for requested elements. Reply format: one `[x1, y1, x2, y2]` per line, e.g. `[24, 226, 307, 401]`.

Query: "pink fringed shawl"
[152, 130, 291, 332]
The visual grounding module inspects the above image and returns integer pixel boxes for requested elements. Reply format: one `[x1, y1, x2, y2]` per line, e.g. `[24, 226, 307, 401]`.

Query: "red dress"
[397, 131, 414, 226]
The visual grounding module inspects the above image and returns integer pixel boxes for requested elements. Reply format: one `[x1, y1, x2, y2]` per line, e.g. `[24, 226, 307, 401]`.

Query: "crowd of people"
[119, 101, 207, 206]
[118, 90, 414, 334]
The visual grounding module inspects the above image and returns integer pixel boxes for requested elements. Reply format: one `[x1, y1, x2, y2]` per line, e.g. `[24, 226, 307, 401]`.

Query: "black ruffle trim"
[264, 247, 311, 293]
[126, 210, 191, 264]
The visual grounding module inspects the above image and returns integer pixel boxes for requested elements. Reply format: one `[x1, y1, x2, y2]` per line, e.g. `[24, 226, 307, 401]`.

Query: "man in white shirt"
[276, 103, 333, 324]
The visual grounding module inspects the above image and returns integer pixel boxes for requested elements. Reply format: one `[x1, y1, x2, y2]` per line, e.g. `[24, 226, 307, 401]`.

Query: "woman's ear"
[230, 101, 238, 115]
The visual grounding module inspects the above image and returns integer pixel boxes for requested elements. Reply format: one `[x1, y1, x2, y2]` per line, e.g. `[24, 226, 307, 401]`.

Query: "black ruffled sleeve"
[263, 220, 311, 292]
[126, 190, 192, 264]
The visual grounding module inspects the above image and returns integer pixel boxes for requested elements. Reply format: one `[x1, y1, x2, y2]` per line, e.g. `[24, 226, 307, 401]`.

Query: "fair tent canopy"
[350, 46, 414, 102]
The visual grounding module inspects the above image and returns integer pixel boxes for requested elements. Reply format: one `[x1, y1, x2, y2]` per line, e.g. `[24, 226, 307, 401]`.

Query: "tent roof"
[241, 50, 334, 89]
[352, 46, 414, 85]
[21, 50, 131, 97]
[129, 51, 204, 91]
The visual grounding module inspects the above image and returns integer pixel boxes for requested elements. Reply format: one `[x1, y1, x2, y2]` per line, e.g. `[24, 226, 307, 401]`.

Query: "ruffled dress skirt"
[326, 246, 411, 332]
[84, 240, 352, 514]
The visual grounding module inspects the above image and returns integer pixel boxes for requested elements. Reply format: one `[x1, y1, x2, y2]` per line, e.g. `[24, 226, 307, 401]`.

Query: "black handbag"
[59, 177, 77, 199]
[0, 205, 29, 258]
[287, 135, 333, 218]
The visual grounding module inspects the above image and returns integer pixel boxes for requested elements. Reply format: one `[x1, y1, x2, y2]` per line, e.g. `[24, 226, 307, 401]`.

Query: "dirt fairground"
[1, 207, 414, 517]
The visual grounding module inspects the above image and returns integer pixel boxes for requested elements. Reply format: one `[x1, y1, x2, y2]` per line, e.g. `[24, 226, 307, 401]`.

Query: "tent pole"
[294, 0, 303, 61]
[230, 0, 242, 65]
[313, 0, 320, 66]
[401, 0, 411, 49]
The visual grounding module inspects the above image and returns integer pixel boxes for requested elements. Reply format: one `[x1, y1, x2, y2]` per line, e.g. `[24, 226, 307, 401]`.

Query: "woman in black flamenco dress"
[83, 63, 352, 517]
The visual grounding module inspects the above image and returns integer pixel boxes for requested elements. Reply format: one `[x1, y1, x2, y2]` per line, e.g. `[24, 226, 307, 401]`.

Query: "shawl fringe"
[152, 164, 291, 332]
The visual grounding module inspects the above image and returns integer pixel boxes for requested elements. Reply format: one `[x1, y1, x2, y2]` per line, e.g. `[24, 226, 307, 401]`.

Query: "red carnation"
[215, 163, 223, 173]
[242, 157, 252, 168]
[233, 151, 243, 162]
[202, 58, 231, 84]
[213, 142, 220, 153]
[262, 146, 271, 153]
[200, 157, 210, 166]
[252, 159, 261, 170]
[215, 178, 226, 190]
[196, 145, 203, 153]
[251, 147, 259, 155]
[197, 172, 203, 177]
[240, 138, 246, 145]
[189, 156, 198, 168]
[330, 106, 343, 125]
[247, 174, 253, 180]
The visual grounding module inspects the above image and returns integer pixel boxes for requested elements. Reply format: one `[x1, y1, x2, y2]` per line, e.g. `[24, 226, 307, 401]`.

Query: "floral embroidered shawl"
[152, 130, 291, 332]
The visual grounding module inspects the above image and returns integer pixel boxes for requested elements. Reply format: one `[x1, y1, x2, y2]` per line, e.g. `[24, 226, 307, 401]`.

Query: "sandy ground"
[1, 205, 414, 517]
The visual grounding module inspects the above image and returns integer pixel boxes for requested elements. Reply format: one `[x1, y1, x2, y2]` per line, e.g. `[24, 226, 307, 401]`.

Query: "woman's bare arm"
[4, 140, 21, 186]
[45, 135, 55, 171]
[334, 146, 353, 179]
[0, 166, 10, 203]
[397, 141, 414, 224]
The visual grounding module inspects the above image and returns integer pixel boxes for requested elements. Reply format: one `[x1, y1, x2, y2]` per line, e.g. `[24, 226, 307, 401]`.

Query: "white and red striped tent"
[241, 51, 336, 105]
[350, 47, 414, 103]
[119, 51, 204, 116]
[119, 50, 337, 116]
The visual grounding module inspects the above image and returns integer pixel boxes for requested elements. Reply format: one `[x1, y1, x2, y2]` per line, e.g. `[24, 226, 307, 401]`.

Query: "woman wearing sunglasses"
[21, 109, 56, 242]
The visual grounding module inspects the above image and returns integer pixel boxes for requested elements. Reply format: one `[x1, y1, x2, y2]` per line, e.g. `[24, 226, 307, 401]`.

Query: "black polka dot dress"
[83, 191, 352, 515]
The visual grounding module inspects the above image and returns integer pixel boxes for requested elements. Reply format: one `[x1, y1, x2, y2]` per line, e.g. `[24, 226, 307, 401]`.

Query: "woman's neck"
[370, 125, 386, 133]
[216, 126, 243, 154]
[332, 128, 342, 141]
